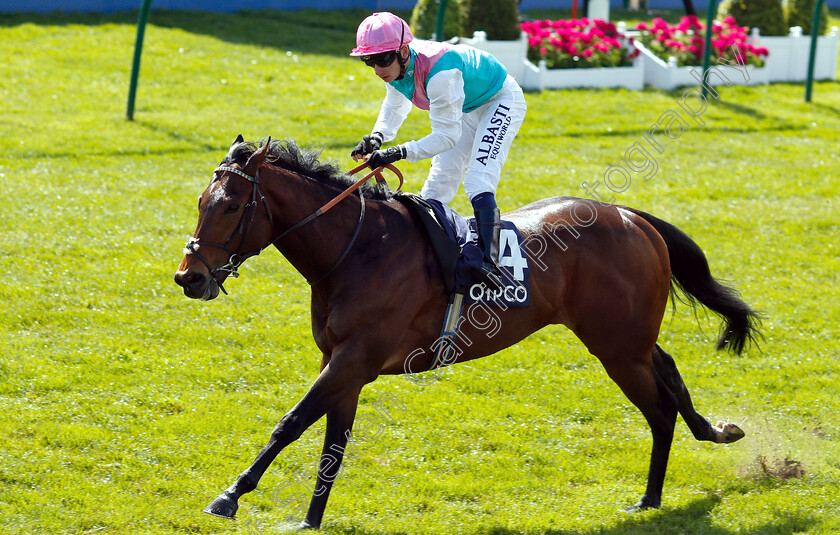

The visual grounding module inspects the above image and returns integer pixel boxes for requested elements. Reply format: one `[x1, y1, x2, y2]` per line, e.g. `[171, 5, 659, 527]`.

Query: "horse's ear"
[244, 136, 271, 176]
[232, 134, 244, 147]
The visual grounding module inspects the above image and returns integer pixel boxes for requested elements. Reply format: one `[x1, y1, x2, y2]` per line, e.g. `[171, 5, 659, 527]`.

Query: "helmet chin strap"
[394, 22, 408, 80]
[395, 46, 410, 80]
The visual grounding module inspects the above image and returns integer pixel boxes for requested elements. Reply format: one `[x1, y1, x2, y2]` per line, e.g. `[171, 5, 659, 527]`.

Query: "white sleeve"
[403, 69, 464, 162]
[372, 84, 413, 142]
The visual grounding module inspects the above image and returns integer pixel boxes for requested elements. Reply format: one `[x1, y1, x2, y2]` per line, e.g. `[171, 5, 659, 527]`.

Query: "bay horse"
[174, 136, 760, 529]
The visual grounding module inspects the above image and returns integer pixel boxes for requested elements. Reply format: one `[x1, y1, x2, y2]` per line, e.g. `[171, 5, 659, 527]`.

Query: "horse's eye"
[225, 204, 240, 214]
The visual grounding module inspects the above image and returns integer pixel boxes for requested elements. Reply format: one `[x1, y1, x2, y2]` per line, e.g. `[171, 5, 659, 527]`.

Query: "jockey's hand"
[350, 132, 383, 161]
[366, 145, 406, 169]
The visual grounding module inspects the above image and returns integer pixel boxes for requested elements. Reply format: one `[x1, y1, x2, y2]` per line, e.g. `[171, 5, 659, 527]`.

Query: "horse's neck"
[263, 166, 364, 284]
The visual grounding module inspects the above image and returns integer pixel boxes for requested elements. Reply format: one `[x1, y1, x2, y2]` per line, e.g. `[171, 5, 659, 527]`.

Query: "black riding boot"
[473, 206, 504, 290]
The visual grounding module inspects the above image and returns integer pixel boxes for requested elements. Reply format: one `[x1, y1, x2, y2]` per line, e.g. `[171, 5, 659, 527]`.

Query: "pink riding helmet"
[350, 12, 413, 57]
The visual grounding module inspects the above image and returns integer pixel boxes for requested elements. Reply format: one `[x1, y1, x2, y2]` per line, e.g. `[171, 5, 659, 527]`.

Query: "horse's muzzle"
[174, 269, 220, 300]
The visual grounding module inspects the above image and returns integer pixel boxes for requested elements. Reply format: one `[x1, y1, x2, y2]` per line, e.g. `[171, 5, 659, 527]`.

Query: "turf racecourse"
[1, 8, 839, 535]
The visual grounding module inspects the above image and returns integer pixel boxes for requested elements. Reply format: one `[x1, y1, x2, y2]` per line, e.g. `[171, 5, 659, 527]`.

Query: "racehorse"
[174, 136, 761, 529]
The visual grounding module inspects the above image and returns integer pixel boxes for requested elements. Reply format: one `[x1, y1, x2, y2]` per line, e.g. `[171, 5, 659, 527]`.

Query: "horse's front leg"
[203, 356, 370, 520]
[299, 395, 359, 529]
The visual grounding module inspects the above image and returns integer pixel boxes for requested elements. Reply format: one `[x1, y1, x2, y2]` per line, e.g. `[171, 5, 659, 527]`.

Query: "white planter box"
[749, 26, 839, 82]
[634, 41, 769, 90]
[521, 57, 644, 90]
[462, 30, 643, 91]
[459, 31, 529, 82]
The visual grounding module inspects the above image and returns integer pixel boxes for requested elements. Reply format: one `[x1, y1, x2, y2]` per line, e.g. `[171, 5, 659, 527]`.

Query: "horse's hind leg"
[651, 344, 745, 444]
[601, 357, 679, 511]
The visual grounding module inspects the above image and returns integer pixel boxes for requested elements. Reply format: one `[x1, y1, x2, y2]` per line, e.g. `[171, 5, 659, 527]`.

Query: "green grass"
[1, 8, 839, 535]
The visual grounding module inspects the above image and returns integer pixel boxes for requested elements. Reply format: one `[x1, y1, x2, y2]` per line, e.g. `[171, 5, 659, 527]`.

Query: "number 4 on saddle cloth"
[395, 192, 531, 308]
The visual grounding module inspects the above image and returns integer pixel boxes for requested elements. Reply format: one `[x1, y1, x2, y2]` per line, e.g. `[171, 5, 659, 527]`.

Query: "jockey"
[349, 11, 527, 291]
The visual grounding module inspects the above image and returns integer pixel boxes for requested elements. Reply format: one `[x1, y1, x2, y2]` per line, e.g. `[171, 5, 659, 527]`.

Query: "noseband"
[184, 161, 402, 294]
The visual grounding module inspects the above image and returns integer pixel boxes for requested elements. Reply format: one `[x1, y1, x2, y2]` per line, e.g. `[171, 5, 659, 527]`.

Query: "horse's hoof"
[715, 421, 746, 443]
[622, 499, 659, 513]
[203, 493, 238, 519]
[298, 520, 319, 530]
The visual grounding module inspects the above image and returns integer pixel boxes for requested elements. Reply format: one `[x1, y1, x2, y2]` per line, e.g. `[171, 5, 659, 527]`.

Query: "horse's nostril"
[175, 270, 205, 288]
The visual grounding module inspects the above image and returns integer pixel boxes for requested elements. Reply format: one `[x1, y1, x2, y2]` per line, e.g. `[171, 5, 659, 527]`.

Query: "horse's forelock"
[223, 141, 258, 166]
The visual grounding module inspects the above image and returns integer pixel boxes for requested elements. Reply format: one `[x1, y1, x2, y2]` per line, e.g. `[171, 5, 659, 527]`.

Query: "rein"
[184, 160, 403, 294]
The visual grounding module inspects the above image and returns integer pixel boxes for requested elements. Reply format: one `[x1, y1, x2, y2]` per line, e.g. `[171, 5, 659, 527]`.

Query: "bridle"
[184, 159, 403, 294]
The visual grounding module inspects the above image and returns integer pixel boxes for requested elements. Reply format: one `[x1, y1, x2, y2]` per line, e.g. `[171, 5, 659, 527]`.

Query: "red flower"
[652, 18, 669, 30]
[633, 14, 768, 67]
[522, 17, 638, 68]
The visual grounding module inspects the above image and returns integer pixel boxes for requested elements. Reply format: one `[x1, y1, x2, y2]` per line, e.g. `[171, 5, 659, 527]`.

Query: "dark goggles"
[362, 50, 398, 68]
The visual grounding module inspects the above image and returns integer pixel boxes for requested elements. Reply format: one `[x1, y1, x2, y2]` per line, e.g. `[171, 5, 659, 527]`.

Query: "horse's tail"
[628, 208, 762, 355]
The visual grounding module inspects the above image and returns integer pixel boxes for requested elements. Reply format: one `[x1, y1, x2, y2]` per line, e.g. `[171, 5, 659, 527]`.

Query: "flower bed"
[462, 15, 837, 91]
[634, 16, 768, 67]
[632, 16, 770, 90]
[521, 18, 639, 69]
[462, 26, 643, 90]
[519, 18, 643, 90]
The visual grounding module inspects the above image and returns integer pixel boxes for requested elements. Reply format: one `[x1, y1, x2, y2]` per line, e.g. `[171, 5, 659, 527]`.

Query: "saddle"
[396, 191, 530, 300]
[395, 192, 532, 370]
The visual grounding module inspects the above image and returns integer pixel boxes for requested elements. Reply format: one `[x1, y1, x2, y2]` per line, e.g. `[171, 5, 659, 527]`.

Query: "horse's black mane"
[223, 137, 393, 201]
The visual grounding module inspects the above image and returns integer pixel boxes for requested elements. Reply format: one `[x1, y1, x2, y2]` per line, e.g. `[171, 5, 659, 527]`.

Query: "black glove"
[367, 145, 406, 169]
[350, 132, 383, 159]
